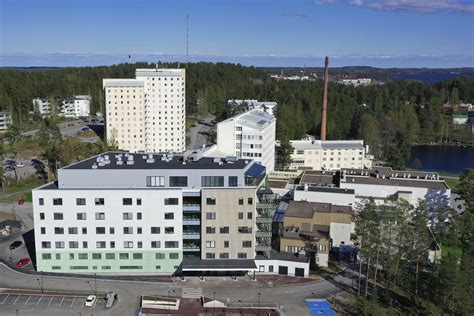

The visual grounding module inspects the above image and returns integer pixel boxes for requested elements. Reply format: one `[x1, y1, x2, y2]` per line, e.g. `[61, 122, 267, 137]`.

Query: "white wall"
[254, 259, 309, 277]
[330, 222, 353, 246]
[294, 189, 355, 206]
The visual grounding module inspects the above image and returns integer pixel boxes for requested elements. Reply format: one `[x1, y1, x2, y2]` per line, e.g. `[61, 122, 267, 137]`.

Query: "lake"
[405, 145, 474, 174]
[395, 72, 474, 83]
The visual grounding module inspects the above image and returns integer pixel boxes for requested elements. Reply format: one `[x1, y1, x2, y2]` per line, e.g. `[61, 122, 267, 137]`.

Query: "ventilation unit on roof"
[142, 155, 147, 160]
[92, 163, 98, 169]
[146, 158, 155, 163]
[213, 158, 221, 163]
[117, 160, 123, 165]
[128, 155, 134, 161]
[104, 155, 109, 161]
[126, 160, 134, 165]
[98, 162, 105, 167]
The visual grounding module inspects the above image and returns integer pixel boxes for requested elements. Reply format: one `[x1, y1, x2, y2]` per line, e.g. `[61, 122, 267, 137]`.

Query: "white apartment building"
[33, 96, 91, 117]
[62, 95, 91, 117]
[0, 111, 12, 131]
[289, 139, 370, 171]
[228, 99, 277, 116]
[338, 78, 372, 87]
[104, 69, 186, 153]
[214, 109, 276, 171]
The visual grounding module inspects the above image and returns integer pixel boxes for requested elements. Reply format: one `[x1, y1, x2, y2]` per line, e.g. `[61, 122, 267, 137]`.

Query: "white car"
[84, 295, 97, 307]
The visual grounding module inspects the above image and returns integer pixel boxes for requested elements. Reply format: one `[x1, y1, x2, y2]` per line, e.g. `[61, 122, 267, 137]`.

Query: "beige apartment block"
[201, 188, 256, 260]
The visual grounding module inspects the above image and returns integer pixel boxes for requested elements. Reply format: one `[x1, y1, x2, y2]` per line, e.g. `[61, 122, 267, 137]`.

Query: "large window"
[54, 227, 64, 234]
[165, 227, 174, 234]
[164, 212, 174, 220]
[151, 227, 160, 234]
[76, 198, 86, 206]
[206, 241, 215, 248]
[206, 198, 216, 205]
[123, 227, 133, 234]
[123, 198, 133, 205]
[53, 198, 63, 206]
[220, 227, 229, 234]
[169, 176, 188, 187]
[206, 227, 215, 234]
[77, 212, 86, 220]
[201, 176, 224, 187]
[165, 241, 179, 248]
[151, 241, 161, 248]
[242, 241, 252, 248]
[95, 212, 105, 220]
[95, 198, 105, 206]
[96, 241, 106, 248]
[123, 212, 133, 220]
[68, 227, 78, 234]
[229, 176, 238, 187]
[53, 213, 63, 220]
[146, 176, 165, 187]
[164, 198, 179, 205]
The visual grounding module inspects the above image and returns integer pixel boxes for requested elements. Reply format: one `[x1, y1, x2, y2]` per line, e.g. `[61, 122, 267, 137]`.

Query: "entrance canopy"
[181, 257, 257, 272]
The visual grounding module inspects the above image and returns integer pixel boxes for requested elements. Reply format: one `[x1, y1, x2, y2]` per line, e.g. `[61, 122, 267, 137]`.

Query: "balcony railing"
[183, 218, 200, 225]
[183, 231, 201, 240]
[183, 204, 201, 212]
[256, 217, 272, 224]
[256, 231, 272, 238]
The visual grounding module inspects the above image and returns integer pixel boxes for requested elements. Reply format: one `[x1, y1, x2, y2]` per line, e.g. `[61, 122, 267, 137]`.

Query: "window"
[42, 242, 51, 249]
[68, 227, 78, 234]
[120, 265, 143, 270]
[165, 241, 179, 248]
[76, 198, 86, 206]
[229, 176, 238, 187]
[146, 176, 165, 187]
[40, 227, 46, 234]
[156, 253, 165, 259]
[110, 241, 115, 248]
[137, 212, 142, 220]
[259, 265, 265, 272]
[95, 198, 105, 205]
[119, 253, 129, 260]
[169, 253, 179, 259]
[201, 176, 224, 187]
[238, 226, 252, 234]
[53, 213, 63, 220]
[206, 198, 216, 205]
[78, 253, 88, 260]
[133, 253, 142, 260]
[151, 227, 160, 234]
[77, 212, 86, 220]
[165, 227, 174, 234]
[82, 227, 87, 234]
[164, 212, 174, 220]
[137, 198, 142, 205]
[95, 212, 105, 220]
[220, 227, 229, 234]
[164, 198, 179, 205]
[169, 176, 188, 187]
[53, 198, 63, 205]
[242, 241, 252, 248]
[151, 241, 161, 248]
[124, 241, 133, 248]
[206, 213, 216, 221]
[39, 198, 44, 205]
[83, 241, 88, 248]
[238, 253, 248, 259]
[206, 227, 215, 234]
[96, 241, 106, 248]
[123, 198, 133, 205]
[54, 227, 64, 234]
[92, 253, 101, 260]
[137, 241, 142, 248]
[123, 227, 133, 234]
[110, 227, 115, 234]
[239, 198, 244, 205]
[123, 212, 133, 220]
[219, 253, 229, 259]
[238, 212, 244, 220]
[206, 241, 216, 248]
[96, 227, 106, 234]
[269, 265, 274, 272]
[137, 227, 142, 234]
[247, 212, 253, 219]
[55, 241, 65, 249]
[42, 253, 51, 260]
[40, 213, 45, 220]
[248, 198, 253, 205]
[206, 253, 215, 259]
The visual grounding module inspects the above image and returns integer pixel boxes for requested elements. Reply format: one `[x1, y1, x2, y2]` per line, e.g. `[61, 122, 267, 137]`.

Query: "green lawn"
[4, 179, 39, 194]
[444, 178, 459, 190]
[441, 245, 462, 259]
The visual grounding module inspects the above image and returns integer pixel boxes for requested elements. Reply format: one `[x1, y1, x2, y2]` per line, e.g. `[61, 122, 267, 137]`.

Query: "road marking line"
[24, 295, 31, 305]
[48, 296, 53, 306]
[13, 295, 20, 304]
[71, 297, 76, 307]
[36, 296, 42, 305]
[59, 296, 64, 306]
[1, 294, 9, 304]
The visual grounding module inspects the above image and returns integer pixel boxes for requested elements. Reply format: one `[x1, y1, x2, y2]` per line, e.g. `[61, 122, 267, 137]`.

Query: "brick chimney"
[320, 56, 329, 141]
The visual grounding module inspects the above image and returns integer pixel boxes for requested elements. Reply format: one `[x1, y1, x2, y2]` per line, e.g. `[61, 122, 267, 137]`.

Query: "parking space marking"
[59, 296, 65, 306]
[36, 295, 43, 305]
[71, 297, 76, 307]
[24, 295, 31, 305]
[13, 295, 20, 305]
[48, 296, 54, 306]
[1, 294, 9, 304]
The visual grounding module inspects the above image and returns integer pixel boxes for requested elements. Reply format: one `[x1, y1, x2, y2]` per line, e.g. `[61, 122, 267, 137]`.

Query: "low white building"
[228, 99, 277, 116]
[0, 111, 12, 131]
[213, 108, 276, 171]
[338, 78, 371, 87]
[289, 139, 370, 171]
[33, 97, 53, 116]
[62, 95, 91, 117]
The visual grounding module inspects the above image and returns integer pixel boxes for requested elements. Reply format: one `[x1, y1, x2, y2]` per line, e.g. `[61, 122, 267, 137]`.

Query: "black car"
[9, 240, 22, 250]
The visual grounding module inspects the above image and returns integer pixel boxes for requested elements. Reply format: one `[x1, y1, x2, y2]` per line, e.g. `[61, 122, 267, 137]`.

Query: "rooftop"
[299, 170, 337, 186]
[62, 152, 253, 171]
[296, 185, 355, 194]
[135, 68, 185, 77]
[291, 139, 364, 150]
[285, 200, 352, 218]
[103, 78, 144, 88]
[220, 108, 275, 131]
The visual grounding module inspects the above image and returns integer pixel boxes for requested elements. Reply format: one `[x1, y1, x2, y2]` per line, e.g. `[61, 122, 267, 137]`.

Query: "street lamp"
[168, 290, 171, 316]
[258, 292, 261, 315]
[94, 273, 97, 295]
[213, 291, 216, 316]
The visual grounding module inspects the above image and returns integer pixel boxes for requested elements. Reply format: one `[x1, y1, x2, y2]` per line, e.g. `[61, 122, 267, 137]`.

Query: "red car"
[16, 258, 30, 268]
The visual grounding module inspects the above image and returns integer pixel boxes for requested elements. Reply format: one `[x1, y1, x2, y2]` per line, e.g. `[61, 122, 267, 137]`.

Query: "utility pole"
[94, 273, 97, 295]
[213, 291, 216, 315]
[258, 292, 261, 315]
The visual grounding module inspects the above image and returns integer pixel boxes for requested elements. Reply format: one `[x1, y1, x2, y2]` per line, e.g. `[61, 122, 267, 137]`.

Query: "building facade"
[227, 99, 277, 116]
[33, 96, 91, 118]
[0, 111, 12, 131]
[104, 68, 186, 153]
[33, 152, 266, 275]
[215, 109, 276, 171]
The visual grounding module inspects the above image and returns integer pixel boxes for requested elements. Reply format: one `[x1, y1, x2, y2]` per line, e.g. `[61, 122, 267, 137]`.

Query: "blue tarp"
[244, 163, 266, 177]
[305, 299, 335, 316]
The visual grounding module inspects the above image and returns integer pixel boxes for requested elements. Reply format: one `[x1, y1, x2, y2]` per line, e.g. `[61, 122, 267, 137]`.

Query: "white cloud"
[316, 0, 474, 14]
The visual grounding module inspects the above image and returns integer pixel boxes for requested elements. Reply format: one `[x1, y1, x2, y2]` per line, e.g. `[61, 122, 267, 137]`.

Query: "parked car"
[15, 258, 30, 268]
[81, 127, 90, 131]
[9, 240, 22, 250]
[84, 295, 97, 307]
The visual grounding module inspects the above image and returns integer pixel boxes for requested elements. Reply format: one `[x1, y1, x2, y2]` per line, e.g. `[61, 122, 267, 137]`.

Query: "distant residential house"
[227, 99, 277, 116]
[338, 78, 371, 87]
[452, 114, 469, 125]
[0, 111, 12, 131]
[33, 95, 91, 118]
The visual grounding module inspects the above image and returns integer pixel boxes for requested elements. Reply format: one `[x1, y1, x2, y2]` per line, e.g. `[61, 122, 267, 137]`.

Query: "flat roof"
[286, 200, 352, 218]
[181, 257, 257, 271]
[103, 79, 144, 87]
[220, 108, 275, 130]
[255, 250, 307, 263]
[296, 185, 354, 194]
[300, 170, 337, 186]
[343, 176, 449, 190]
[63, 152, 253, 171]
[291, 140, 364, 150]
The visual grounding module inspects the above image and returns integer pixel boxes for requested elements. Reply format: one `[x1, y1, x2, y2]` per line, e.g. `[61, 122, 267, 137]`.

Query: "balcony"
[183, 242, 200, 251]
[255, 244, 272, 252]
[183, 204, 201, 212]
[256, 231, 272, 238]
[256, 217, 272, 224]
[183, 217, 200, 225]
[183, 191, 201, 197]
[183, 231, 200, 240]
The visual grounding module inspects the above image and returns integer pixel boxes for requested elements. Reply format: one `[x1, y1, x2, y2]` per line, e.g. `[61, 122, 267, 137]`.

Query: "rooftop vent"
[117, 160, 123, 165]
[92, 163, 98, 169]
[126, 160, 134, 165]
[146, 158, 155, 163]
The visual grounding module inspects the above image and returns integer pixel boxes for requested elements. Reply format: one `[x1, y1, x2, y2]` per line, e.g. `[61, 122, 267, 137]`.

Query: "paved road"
[187, 114, 215, 150]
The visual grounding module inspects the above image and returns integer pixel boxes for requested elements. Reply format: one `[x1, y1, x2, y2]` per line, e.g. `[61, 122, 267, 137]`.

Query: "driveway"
[187, 114, 215, 150]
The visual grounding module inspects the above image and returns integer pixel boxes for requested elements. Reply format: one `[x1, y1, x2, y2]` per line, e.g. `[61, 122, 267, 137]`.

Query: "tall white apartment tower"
[136, 68, 186, 153]
[104, 68, 186, 153]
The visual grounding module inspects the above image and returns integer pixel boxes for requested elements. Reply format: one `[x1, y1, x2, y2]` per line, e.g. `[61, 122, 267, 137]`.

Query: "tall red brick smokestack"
[320, 56, 329, 141]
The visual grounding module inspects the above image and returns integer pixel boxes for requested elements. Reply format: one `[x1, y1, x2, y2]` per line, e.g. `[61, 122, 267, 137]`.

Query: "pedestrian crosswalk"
[182, 287, 203, 298]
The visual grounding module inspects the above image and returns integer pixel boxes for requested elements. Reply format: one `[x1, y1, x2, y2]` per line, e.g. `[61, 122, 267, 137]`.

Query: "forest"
[0, 62, 473, 169]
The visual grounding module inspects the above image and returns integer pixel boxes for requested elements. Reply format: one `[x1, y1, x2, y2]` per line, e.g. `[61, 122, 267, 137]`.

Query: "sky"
[0, 0, 473, 68]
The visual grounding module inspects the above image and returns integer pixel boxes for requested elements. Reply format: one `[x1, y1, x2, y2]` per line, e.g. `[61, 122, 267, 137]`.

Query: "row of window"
[206, 240, 251, 248]
[46, 225, 175, 235]
[40, 197, 180, 207]
[206, 252, 248, 259]
[42, 252, 179, 261]
[41, 240, 180, 249]
[295, 150, 364, 155]
[61, 265, 179, 271]
[40, 212, 144, 221]
[206, 197, 253, 206]
[205, 211, 253, 221]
